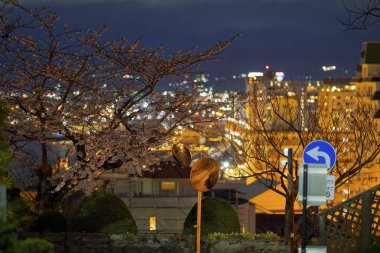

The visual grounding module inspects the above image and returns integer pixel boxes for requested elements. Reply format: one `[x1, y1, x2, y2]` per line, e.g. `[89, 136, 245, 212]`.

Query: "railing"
[319, 184, 380, 253]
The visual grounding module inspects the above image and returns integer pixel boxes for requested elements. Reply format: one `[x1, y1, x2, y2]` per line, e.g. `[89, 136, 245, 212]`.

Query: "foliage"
[13, 238, 55, 253]
[0, 187, 47, 253]
[333, 238, 380, 253]
[100, 218, 137, 234]
[32, 211, 67, 233]
[183, 197, 240, 236]
[0, 101, 12, 186]
[208, 231, 280, 242]
[6, 196, 32, 224]
[0, 220, 16, 251]
[70, 192, 137, 234]
[370, 238, 380, 253]
[0, 220, 54, 253]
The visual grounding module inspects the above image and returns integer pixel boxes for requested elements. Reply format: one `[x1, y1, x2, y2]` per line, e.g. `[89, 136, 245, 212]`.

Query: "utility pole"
[287, 149, 295, 253]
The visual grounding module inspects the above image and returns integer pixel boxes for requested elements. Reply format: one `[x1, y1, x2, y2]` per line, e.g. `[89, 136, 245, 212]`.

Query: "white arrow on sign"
[306, 146, 330, 168]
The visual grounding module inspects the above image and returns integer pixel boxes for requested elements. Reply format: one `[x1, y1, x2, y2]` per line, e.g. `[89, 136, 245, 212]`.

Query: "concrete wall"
[125, 196, 197, 234]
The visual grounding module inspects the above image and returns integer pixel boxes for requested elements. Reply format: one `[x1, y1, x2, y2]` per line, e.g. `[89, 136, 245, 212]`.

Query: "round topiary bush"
[70, 192, 137, 234]
[183, 197, 240, 236]
[32, 211, 67, 233]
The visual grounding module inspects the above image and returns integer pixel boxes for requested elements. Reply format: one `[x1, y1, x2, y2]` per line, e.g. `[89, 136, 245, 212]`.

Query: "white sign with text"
[326, 175, 335, 200]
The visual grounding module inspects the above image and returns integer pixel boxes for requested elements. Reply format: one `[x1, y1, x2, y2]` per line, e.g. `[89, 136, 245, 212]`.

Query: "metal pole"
[288, 149, 295, 253]
[196, 191, 202, 253]
[314, 206, 319, 237]
[359, 192, 372, 253]
[302, 164, 308, 253]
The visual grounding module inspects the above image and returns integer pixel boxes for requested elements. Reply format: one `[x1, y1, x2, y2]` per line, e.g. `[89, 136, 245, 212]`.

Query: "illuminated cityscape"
[96, 42, 380, 234]
[0, 1, 380, 253]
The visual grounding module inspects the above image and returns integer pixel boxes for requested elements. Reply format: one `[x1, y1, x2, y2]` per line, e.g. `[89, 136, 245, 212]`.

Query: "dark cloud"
[22, 0, 380, 86]
[26, 0, 311, 7]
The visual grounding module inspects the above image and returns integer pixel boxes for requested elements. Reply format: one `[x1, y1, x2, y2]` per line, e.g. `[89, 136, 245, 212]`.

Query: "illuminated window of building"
[149, 216, 156, 231]
[342, 137, 349, 142]
[161, 182, 176, 190]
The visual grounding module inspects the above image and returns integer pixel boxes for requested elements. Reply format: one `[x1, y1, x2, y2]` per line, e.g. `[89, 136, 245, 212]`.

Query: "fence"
[319, 184, 380, 253]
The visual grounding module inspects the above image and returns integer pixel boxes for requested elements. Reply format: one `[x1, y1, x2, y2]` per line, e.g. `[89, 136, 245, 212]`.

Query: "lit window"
[149, 216, 156, 231]
[161, 182, 176, 190]
[342, 137, 349, 143]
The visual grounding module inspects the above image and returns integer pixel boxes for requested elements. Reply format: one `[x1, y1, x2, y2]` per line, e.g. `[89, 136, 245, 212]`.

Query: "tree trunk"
[37, 141, 50, 212]
[284, 192, 296, 252]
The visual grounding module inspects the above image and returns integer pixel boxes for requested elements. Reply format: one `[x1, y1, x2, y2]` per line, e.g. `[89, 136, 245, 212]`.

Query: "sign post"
[300, 140, 336, 253]
[301, 164, 308, 253]
[196, 191, 202, 253]
[298, 164, 327, 206]
[190, 157, 220, 253]
[287, 148, 296, 253]
[302, 140, 336, 171]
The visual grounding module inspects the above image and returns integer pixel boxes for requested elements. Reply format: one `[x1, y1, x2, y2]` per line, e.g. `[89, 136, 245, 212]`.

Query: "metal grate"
[319, 184, 380, 253]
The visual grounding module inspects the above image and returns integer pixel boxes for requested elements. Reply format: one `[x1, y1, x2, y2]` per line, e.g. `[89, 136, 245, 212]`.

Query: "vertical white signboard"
[326, 175, 335, 201]
[298, 163, 327, 206]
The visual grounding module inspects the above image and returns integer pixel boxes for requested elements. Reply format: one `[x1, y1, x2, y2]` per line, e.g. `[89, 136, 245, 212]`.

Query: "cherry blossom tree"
[0, 1, 236, 211]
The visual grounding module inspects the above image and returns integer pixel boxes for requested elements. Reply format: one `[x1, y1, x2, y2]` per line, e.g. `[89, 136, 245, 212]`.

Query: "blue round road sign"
[302, 140, 336, 171]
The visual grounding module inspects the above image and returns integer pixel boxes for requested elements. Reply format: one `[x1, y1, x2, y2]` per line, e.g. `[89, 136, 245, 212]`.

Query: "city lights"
[1, 1, 379, 249]
[275, 72, 285, 82]
[248, 72, 264, 78]
[322, 65, 337, 71]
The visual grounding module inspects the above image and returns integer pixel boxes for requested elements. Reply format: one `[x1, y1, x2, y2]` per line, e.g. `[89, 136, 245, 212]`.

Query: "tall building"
[243, 42, 380, 220]
[246, 71, 300, 131]
[318, 78, 356, 131]
[352, 42, 380, 123]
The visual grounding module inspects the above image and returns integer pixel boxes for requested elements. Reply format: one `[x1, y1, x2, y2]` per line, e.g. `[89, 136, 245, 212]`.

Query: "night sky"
[25, 0, 380, 90]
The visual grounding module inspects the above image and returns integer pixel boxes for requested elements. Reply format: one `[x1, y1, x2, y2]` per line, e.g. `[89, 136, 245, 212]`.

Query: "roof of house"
[141, 161, 191, 179]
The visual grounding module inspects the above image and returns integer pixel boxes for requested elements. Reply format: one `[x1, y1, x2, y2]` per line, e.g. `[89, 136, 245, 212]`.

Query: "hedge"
[183, 197, 240, 236]
[70, 192, 137, 234]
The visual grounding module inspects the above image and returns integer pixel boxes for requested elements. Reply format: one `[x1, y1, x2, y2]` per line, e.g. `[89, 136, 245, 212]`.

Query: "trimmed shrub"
[70, 192, 137, 234]
[100, 219, 138, 234]
[0, 220, 55, 253]
[32, 211, 67, 233]
[208, 232, 280, 242]
[183, 197, 240, 236]
[15, 238, 55, 253]
[370, 239, 380, 253]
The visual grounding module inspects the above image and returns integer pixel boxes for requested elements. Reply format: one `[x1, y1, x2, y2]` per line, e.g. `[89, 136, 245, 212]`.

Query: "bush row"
[32, 194, 240, 236]
[32, 192, 137, 234]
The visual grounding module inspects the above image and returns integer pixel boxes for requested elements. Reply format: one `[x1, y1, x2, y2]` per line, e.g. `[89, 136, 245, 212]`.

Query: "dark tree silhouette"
[340, 0, 380, 30]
